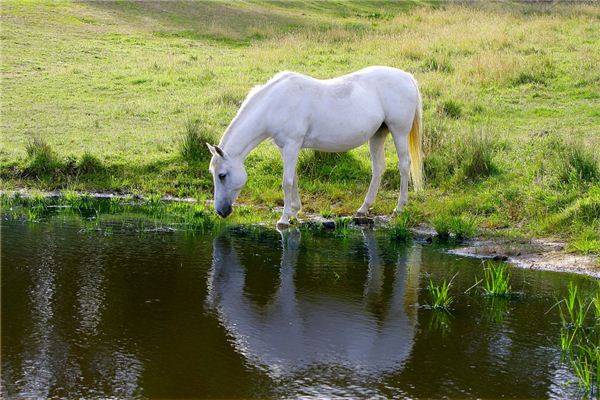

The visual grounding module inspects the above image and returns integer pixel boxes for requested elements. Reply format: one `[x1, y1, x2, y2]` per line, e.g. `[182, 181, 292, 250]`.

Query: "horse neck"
[219, 104, 267, 162]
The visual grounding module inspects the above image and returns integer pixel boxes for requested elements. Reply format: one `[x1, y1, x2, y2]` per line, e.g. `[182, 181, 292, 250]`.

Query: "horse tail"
[408, 75, 424, 191]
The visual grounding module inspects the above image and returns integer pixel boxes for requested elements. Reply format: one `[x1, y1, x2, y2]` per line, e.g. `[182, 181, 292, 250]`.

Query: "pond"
[1, 209, 598, 399]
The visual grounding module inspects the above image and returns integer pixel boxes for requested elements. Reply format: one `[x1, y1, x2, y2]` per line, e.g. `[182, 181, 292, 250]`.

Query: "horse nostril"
[216, 206, 232, 218]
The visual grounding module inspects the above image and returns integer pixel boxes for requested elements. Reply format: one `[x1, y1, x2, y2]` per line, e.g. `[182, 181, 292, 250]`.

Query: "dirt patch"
[450, 238, 600, 279]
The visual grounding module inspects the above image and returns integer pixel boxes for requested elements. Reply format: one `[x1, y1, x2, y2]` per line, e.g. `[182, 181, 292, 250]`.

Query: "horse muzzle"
[216, 204, 232, 218]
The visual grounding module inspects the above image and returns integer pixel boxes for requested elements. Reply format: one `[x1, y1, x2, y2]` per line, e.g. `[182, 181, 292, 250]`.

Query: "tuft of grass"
[459, 130, 498, 181]
[180, 117, 216, 163]
[389, 210, 412, 242]
[568, 226, 600, 254]
[560, 142, 600, 186]
[558, 282, 588, 330]
[77, 152, 104, 174]
[334, 216, 352, 237]
[439, 99, 462, 119]
[63, 191, 95, 211]
[482, 261, 511, 297]
[427, 275, 456, 310]
[320, 209, 335, 219]
[421, 56, 454, 73]
[424, 127, 498, 186]
[432, 214, 477, 242]
[552, 281, 600, 395]
[24, 136, 61, 175]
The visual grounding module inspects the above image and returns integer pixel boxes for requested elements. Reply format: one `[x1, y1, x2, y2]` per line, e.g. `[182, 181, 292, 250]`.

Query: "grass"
[0, 1, 599, 258]
[389, 210, 412, 242]
[426, 275, 455, 310]
[552, 281, 600, 397]
[479, 261, 511, 297]
[432, 214, 477, 242]
[558, 282, 589, 330]
[181, 117, 216, 163]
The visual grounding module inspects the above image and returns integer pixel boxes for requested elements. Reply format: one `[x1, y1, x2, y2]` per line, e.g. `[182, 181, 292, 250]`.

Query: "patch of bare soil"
[450, 238, 600, 279]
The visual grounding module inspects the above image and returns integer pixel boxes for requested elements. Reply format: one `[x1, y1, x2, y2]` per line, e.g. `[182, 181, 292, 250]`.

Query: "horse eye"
[218, 173, 227, 181]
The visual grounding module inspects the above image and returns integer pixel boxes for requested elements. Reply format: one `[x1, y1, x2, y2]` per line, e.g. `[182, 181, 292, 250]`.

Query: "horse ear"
[213, 145, 227, 159]
[206, 143, 221, 158]
[206, 143, 228, 159]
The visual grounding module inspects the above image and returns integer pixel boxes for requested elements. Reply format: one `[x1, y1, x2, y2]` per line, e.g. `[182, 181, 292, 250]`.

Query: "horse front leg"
[278, 145, 300, 227]
[357, 130, 387, 216]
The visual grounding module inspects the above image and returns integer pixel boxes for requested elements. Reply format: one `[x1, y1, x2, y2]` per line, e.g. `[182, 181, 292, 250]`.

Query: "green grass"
[553, 281, 600, 396]
[482, 262, 512, 297]
[426, 275, 455, 310]
[1, 1, 599, 257]
[432, 214, 477, 242]
[558, 282, 589, 330]
[389, 210, 412, 242]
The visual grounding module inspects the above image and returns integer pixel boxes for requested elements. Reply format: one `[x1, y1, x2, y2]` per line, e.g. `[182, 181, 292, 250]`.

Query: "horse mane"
[220, 71, 296, 147]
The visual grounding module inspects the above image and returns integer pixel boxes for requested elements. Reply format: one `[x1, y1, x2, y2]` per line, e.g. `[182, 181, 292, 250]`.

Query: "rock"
[492, 255, 508, 261]
[321, 220, 336, 230]
[353, 216, 374, 226]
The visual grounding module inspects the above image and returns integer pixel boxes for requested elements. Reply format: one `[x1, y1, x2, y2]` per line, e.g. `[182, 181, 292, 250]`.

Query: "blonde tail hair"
[408, 76, 424, 191]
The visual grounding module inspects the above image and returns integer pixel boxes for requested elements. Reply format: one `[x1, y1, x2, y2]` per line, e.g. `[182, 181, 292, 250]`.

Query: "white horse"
[208, 66, 423, 226]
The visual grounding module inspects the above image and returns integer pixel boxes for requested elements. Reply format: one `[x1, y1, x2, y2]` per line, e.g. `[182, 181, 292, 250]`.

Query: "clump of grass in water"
[334, 216, 352, 237]
[550, 282, 599, 396]
[556, 282, 588, 330]
[180, 117, 216, 163]
[427, 275, 456, 310]
[390, 210, 412, 242]
[482, 262, 511, 297]
[63, 191, 95, 210]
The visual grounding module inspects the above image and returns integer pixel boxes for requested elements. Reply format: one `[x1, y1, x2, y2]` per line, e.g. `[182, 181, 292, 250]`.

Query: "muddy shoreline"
[3, 190, 599, 279]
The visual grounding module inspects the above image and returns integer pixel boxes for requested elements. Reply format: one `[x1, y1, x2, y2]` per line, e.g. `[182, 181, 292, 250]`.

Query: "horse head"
[207, 144, 247, 218]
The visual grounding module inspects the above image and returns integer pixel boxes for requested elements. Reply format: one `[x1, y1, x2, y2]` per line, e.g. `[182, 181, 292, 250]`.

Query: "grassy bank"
[1, 1, 599, 255]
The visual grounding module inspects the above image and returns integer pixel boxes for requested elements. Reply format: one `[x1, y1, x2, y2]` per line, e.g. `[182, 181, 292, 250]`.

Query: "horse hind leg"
[357, 127, 388, 216]
[388, 121, 412, 214]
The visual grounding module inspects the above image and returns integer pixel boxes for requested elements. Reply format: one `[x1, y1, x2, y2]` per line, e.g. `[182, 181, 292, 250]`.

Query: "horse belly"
[304, 99, 383, 152]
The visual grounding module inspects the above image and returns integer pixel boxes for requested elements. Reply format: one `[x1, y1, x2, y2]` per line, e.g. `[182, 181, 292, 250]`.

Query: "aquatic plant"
[427, 276, 455, 310]
[334, 217, 352, 237]
[593, 281, 600, 323]
[389, 211, 412, 242]
[552, 281, 600, 396]
[63, 191, 94, 210]
[558, 282, 588, 330]
[146, 193, 162, 207]
[482, 262, 511, 297]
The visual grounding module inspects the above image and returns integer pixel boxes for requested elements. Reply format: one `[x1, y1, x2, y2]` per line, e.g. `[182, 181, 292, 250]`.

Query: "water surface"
[1, 213, 596, 399]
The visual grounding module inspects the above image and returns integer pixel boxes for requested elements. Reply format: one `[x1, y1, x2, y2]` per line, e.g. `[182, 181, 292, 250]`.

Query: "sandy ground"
[448, 237, 600, 279]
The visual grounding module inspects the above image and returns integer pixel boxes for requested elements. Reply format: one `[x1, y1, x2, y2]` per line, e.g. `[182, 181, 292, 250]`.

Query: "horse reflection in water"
[206, 229, 421, 389]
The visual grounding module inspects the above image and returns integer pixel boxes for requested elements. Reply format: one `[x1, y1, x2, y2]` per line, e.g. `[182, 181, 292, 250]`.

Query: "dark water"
[1, 214, 597, 399]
